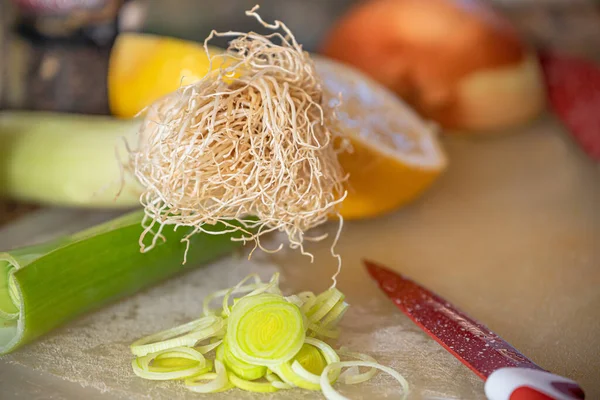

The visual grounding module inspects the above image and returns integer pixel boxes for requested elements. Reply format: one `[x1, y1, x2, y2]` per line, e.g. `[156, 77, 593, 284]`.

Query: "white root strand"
[129, 5, 349, 261]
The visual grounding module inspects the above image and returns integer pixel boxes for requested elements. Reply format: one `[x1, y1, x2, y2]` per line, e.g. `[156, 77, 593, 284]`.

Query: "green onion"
[0, 111, 141, 208]
[129, 273, 410, 398]
[0, 210, 249, 355]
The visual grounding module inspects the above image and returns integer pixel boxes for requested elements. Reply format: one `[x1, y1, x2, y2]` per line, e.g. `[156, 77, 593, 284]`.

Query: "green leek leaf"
[0, 210, 249, 354]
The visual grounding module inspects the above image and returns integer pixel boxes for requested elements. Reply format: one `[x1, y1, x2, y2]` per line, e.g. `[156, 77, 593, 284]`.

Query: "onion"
[320, 0, 546, 132]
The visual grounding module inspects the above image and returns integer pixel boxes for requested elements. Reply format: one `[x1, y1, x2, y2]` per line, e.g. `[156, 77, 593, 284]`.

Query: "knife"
[364, 260, 586, 400]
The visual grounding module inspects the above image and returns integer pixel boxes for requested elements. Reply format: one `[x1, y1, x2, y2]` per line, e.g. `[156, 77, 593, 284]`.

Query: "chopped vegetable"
[321, 361, 410, 400]
[132, 347, 209, 380]
[0, 210, 250, 355]
[226, 293, 305, 366]
[129, 273, 409, 398]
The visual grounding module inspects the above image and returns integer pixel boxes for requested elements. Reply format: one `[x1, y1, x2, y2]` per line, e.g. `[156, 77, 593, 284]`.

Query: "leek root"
[129, 6, 348, 257]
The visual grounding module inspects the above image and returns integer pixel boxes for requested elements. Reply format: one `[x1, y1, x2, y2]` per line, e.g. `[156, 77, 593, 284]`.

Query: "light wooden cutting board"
[0, 115, 598, 399]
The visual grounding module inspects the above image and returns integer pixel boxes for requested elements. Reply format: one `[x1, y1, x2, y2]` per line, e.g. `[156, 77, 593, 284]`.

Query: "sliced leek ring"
[185, 359, 230, 393]
[131, 347, 208, 380]
[321, 361, 410, 400]
[130, 273, 409, 397]
[202, 273, 262, 317]
[306, 288, 344, 323]
[131, 316, 224, 356]
[227, 293, 305, 366]
[216, 339, 267, 380]
[271, 338, 339, 391]
[337, 348, 377, 384]
[228, 372, 279, 393]
[295, 342, 327, 375]
[195, 339, 222, 354]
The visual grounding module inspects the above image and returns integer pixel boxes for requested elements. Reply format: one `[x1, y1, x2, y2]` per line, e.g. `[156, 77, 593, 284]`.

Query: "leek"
[0, 111, 142, 208]
[0, 210, 248, 354]
[185, 360, 231, 393]
[216, 339, 267, 380]
[129, 273, 410, 398]
[132, 347, 209, 380]
[226, 293, 305, 367]
[321, 362, 410, 400]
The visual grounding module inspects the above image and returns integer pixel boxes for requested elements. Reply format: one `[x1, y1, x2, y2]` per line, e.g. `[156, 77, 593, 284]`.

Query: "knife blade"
[364, 260, 585, 400]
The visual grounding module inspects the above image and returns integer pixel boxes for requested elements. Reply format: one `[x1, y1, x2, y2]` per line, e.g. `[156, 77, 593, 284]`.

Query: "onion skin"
[320, 0, 546, 133]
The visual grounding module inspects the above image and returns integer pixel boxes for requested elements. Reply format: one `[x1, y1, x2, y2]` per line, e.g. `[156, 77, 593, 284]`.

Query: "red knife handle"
[485, 368, 585, 400]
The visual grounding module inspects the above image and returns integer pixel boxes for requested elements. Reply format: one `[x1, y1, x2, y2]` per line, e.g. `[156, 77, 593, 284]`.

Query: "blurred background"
[141, 0, 600, 59]
[1, 0, 599, 223]
[5, 1, 599, 54]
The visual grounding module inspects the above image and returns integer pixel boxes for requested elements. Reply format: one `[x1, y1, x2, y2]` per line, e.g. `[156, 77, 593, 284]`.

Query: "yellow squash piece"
[108, 33, 227, 118]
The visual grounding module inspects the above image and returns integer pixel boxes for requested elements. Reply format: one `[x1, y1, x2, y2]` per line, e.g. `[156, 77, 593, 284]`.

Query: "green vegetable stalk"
[0, 210, 248, 354]
[0, 111, 142, 208]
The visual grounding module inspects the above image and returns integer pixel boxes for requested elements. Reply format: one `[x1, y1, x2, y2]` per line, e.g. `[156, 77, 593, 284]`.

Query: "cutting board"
[0, 115, 598, 399]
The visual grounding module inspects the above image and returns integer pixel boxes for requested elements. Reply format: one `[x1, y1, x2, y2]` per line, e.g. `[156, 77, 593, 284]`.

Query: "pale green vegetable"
[321, 361, 410, 400]
[129, 273, 410, 398]
[337, 348, 378, 384]
[216, 339, 267, 380]
[265, 371, 293, 390]
[0, 210, 248, 355]
[0, 111, 142, 208]
[130, 316, 225, 357]
[131, 347, 209, 380]
[185, 360, 230, 393]
[226, 293, 305, 367]
[228, 371, 280, 393]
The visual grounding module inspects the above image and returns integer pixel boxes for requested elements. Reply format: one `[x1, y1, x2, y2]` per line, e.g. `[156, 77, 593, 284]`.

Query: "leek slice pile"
[130, 274, 409, 399]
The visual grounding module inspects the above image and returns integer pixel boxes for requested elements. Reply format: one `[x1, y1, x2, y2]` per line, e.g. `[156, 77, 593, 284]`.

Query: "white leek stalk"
[0, 111, 142, 208]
